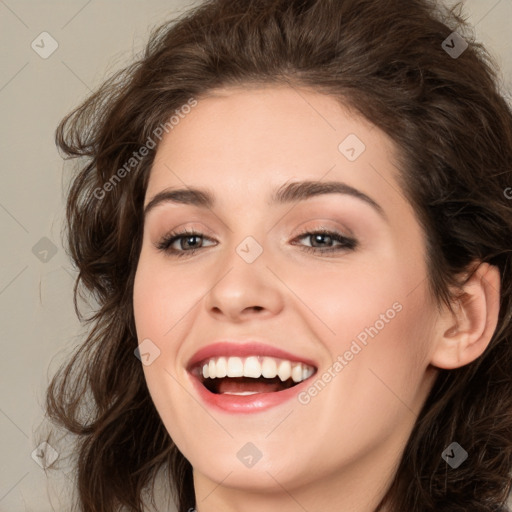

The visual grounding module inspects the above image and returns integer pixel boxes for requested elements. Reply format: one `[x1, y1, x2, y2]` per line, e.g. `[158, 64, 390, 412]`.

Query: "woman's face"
[133, 85, 441, 506]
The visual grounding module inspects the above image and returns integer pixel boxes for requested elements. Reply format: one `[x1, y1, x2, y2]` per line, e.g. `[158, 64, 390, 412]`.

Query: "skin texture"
[133, 85, 501, 512]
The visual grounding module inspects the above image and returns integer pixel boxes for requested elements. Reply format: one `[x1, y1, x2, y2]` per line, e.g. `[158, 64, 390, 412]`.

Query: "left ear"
[430, 262, 501, 370]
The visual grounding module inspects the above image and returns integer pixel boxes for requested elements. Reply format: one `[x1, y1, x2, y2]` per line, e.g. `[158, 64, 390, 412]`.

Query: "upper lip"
[186, 341, 319, 372]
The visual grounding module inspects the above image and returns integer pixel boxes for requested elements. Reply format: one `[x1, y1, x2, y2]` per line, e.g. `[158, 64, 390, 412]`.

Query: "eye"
[155, 228, 216, 257]
[291, 229, 358, 255]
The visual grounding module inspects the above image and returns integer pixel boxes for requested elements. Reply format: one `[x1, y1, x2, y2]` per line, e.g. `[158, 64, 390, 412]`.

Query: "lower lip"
[189, 374, 314, 413]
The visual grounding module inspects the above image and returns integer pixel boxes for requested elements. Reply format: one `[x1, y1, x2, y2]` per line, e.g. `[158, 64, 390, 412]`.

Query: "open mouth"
[190, 356, 317, 395]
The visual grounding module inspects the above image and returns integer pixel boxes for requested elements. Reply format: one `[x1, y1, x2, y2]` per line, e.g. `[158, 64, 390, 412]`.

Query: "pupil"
[313, 234, 331, 247]
[185, 236, 200, 249]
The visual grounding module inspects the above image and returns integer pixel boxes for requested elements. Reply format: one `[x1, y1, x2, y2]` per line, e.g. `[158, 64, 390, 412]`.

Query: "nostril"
[241, 305, 264, 313]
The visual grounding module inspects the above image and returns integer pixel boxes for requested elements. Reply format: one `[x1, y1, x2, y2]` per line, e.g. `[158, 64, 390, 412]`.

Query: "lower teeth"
[203, 376, 296, 394]
[221, 391, 260, 396]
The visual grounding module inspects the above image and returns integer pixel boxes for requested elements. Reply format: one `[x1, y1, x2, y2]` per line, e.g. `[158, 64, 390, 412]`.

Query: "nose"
[203, 238, 284, 323]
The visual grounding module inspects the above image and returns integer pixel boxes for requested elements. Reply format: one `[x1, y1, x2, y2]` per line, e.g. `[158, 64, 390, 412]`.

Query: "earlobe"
[429, 262, 501, 370]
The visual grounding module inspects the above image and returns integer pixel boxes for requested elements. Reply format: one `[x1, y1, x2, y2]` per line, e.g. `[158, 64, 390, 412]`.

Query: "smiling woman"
[46, 0, 512, 511]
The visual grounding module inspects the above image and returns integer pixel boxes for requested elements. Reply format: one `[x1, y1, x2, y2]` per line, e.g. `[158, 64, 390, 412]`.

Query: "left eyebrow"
[143, 180, 387, 221]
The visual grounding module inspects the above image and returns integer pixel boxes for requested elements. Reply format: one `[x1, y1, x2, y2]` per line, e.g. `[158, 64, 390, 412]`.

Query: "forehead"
[145, 85, 406, 218]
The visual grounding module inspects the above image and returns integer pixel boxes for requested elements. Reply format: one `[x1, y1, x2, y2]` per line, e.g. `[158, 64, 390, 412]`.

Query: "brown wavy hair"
[45, 0, 512, 510]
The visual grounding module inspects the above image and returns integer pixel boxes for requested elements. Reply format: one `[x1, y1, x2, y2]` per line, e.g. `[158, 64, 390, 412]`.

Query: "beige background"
[0, 1, 511, 510]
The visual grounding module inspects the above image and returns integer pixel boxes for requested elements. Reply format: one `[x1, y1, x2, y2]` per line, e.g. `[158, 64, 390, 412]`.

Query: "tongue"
[216, 377, 287, 394]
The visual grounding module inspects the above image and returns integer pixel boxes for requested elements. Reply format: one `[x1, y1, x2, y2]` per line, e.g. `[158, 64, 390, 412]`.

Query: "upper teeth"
[200, 356, 315, 383]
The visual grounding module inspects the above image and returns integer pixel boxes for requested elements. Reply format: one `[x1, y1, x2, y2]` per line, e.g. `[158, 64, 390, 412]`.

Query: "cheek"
[133, 250, 200, 339]
[133, 255, 198, 447]
[286, 254, 406, 338]
[290, 248, 433, 382]
[302, 280, 434, 456]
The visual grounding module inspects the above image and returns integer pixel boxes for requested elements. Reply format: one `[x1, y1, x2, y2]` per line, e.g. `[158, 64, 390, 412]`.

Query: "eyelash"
[155, 227, 358, 258]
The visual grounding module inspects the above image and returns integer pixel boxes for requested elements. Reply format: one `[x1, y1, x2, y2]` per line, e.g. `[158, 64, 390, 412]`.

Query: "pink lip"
[186, 341, 318, 414]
